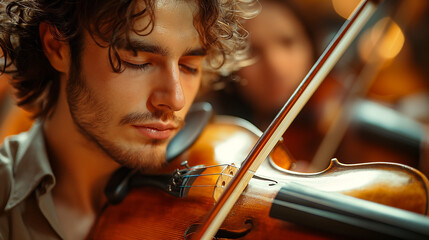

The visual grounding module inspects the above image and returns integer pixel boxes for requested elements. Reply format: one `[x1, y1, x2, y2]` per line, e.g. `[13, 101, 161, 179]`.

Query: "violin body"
[91, 116, 429, 239]
[91, 173, 339, 239]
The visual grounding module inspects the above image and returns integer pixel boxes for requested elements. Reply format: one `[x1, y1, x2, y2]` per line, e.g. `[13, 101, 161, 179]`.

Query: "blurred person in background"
[204, 0, 316, 130]
[200, 0, 328, 170]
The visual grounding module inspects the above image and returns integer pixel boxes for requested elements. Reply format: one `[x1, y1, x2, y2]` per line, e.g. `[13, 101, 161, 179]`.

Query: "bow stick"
[193, 1, 380, 239]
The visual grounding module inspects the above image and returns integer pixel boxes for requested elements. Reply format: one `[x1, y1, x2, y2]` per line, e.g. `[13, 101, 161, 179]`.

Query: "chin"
[111, 144, 168, 171]
[119, 155, 166, 171]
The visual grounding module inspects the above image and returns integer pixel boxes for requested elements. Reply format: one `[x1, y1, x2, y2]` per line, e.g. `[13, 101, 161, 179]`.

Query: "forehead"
[135, 0, 199, 26]
[128, 0, 202, 51]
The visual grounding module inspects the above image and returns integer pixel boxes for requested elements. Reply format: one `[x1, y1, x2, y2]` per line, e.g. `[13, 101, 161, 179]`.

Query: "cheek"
[289, 39, 314, 70]
[187, 80, 200, 102]
[291, 47, 313, 79]
[79, 37, 151, 117]
[180, 77, 201, 114]
[81, 41, 112, 86]
[108, 74, 155, 115]
[81, 63, 149, 117]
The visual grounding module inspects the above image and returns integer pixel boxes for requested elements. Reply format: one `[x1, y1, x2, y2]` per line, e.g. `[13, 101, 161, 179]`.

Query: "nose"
[149, 63, 185, 112]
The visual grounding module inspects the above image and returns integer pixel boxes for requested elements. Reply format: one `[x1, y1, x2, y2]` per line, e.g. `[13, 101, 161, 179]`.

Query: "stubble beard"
[65, 65, 179, 170]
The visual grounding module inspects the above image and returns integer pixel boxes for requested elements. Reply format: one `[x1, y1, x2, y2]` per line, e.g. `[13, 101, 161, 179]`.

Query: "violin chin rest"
[166, 102, 213, 162]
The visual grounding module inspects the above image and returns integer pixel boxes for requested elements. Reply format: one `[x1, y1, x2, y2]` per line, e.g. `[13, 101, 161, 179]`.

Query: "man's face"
[67, 0, 205, 169]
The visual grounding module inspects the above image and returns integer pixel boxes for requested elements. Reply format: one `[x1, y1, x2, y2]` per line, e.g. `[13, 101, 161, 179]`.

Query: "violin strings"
[182, 172, 234, 178]
[188, 163, 238, 171]
[178, 172, 237, 189]
[175, 163, 239, 189]
[178, 172, 235, 189]
[178, 185, 217, 188]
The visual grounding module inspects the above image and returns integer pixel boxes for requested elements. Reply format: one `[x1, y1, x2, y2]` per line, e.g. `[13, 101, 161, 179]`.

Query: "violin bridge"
[213, 164, 238, 202]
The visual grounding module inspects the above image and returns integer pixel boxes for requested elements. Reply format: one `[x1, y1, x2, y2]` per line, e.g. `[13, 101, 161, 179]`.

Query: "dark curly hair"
[0, 0, 259, 118]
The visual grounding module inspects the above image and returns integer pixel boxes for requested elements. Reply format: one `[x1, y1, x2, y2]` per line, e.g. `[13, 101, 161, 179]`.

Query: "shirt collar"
[5, 120, 56, 210]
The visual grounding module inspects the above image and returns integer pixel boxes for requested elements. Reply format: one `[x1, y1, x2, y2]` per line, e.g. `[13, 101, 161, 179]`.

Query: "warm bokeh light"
[357, 17, 405, 63]
[331, 0, 362, 19]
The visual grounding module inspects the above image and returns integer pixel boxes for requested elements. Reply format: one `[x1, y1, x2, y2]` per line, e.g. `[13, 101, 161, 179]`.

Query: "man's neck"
[43, 101, 120, 239]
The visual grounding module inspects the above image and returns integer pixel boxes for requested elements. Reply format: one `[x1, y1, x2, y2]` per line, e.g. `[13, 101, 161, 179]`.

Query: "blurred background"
[297, 0, 429, 175]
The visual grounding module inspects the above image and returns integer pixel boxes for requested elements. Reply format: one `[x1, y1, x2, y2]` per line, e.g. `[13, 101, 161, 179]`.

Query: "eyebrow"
[183, 47, 207, 57]
[120, 40, 207, 57]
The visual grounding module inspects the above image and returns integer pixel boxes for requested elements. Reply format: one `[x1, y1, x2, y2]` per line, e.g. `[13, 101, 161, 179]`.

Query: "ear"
[39, 22, 71, 74]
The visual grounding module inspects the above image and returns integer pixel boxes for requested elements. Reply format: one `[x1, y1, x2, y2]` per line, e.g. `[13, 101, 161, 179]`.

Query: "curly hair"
[0, 0, 259, 118]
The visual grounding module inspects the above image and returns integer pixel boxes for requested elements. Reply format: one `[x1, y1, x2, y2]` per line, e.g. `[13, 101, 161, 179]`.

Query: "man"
[0, 0, 258, 239]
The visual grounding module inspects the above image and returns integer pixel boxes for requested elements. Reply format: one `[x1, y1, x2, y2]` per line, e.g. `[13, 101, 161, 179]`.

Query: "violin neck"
[269, 182, 429, 240]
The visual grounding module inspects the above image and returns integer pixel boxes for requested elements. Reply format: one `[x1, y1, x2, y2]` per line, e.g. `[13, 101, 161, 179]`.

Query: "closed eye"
[122, 60, 199, 75]
[179, 64, 198, 75]
[122, 61, 151, 70]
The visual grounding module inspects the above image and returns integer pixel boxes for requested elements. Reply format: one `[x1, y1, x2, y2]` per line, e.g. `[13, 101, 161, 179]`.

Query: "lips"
[132, 123, 177, 140]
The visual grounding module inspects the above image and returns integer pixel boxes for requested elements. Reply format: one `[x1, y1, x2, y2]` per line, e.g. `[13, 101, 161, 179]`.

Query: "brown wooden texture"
[91, 119, 429, 239]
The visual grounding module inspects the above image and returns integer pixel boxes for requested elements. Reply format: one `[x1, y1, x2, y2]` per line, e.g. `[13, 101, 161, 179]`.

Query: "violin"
[90, 1, 429, 239]
[90, 113, 429, 239]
